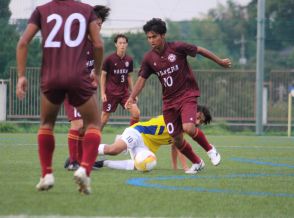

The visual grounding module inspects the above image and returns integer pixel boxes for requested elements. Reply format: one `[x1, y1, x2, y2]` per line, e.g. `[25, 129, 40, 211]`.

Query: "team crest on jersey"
[125, 61, 129, 67]
[168, 54, 176, 62]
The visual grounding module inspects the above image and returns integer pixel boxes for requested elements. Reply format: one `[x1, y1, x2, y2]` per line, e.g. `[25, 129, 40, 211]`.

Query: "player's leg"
[163, 108, 203, 174]
[36, 93, 61, 191]
[101, 111, 110, 131]
[74, 95, 101, 194]
[181, 99, 221, 166]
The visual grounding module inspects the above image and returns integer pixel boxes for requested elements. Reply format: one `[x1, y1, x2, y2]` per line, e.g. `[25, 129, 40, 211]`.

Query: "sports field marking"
[230, 157, 294, 168]
[126, 173, 294, 198]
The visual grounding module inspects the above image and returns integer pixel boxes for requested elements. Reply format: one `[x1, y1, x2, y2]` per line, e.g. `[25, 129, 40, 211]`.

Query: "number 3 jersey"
[28, 0, 97, 92]
[102, 52, 133, 96]
[131, 115, 173, 153]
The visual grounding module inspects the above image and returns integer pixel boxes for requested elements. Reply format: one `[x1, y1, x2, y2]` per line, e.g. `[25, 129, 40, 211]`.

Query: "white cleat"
[185, 160, 205, 174]
[74, 167, 91, 195]
[207, 144, 221, 166]
[36, 174, 54, 191]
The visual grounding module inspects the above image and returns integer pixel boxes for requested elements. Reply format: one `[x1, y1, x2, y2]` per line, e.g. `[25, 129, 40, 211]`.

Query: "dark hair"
[93, 5, 110, 23]
[143, 18, 167, 35]
[114, 34, 128, 43]
[197, 105, 212, 125]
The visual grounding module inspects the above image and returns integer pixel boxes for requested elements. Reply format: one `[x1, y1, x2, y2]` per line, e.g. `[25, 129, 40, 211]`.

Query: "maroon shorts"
[64, 98, 82, 121]
[102, 94, 129, 113]
[163, 97, 197, 137]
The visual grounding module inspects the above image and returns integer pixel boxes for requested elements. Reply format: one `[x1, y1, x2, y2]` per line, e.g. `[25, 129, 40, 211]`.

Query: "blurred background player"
[92, 105, 220, 173]
[16, 0, 104, 194]
[100, 34, 140, 130]
[125, 18, 231, 174]
[63, 5, 110, 171]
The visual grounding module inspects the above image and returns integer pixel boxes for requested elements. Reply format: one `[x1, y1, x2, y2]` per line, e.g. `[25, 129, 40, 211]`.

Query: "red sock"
[77, 132, 84, 164]
[81, 128, 101, 176]
[130, 117, 139, 126]
[38, 128, 55, 177]
[179, 140, 201, 164]
[192, 128, 212, 152]
[68, 130, 79, 163]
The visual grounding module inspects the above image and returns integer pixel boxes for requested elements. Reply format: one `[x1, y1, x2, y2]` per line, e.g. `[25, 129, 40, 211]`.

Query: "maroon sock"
[38, 128, 55, 177]
[77, 132, 84, 164]
[179, 140, 201, 164]
[68, 129, 79, 162]
[192, 128, 212, 152]
[130, 117, 139, 126]
[80, 128, 101, 176]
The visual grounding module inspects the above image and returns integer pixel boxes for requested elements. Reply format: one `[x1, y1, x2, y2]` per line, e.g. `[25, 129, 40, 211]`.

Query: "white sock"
[104, 160, 135, 170]
[98, 144, 106, 155]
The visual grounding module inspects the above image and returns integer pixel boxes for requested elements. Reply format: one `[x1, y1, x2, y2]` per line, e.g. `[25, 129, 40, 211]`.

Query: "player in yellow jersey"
[94, 105, 220, 173]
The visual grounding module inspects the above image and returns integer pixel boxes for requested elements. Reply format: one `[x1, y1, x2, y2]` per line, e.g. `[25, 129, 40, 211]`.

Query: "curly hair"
[93, 5, 110, 23]
[197, 105, 212, 125]
[143, 18, 167, 35]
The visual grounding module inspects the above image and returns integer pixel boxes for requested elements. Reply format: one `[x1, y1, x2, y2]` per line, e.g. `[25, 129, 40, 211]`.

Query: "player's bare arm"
[16, 23, 39, 100]
[125, 76, 146, 109]
[89, 20, 104, 83]
[100, 70, 107, 102]
[197, 46, 232, 68]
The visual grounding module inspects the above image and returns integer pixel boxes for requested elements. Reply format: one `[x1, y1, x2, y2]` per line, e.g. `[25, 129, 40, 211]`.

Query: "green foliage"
[0, 122, 19, 132]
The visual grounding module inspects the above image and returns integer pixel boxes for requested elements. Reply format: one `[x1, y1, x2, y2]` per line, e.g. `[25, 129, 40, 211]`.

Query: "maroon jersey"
[28, 0, 97, 105]
[102, 53, 133, 96]
[85, 39, 94, 73]
[139, 41, 200, 108]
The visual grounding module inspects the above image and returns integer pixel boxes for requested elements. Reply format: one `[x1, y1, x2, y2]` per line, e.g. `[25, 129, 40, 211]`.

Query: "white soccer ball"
[134, 150, 157, 172]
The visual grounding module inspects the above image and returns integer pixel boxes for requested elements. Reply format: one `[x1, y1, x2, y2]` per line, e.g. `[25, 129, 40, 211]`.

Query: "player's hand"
[101, 94, 107, 102]
[219, 58, 232, 68]
[16, 76, 27, 100]
[90, 69, 99, 88]
[124, 97, 135, 109]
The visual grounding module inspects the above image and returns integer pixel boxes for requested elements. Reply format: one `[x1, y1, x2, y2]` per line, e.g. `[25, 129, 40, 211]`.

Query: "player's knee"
[182, 124, 195, 136]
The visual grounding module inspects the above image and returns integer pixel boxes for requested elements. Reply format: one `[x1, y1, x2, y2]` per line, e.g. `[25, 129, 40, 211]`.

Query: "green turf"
[0, 133, 293, 217]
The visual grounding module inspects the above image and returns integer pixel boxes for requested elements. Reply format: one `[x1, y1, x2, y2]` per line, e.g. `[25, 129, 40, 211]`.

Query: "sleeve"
[28, 8, 41, 28]
[102, 57, 109, 72]
[138, 55, 154, 79]
[175, 41, 198, 58]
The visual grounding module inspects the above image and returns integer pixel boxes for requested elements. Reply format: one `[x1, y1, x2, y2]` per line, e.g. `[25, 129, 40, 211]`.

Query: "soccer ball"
[134, 150, 157, 172]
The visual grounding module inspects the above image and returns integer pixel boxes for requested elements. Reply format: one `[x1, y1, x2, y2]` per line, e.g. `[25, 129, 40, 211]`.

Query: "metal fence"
[7, 67, 294, 126]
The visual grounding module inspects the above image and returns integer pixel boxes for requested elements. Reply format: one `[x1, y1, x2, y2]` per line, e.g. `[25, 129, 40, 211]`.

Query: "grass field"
[0, 132, 293, 218]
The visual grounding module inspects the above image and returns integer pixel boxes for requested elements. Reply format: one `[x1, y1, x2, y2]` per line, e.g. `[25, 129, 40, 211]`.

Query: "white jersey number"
[167, 122, 174, 134]
[163, 76, 173, 87]
[45, 13, 86, 48]
[121, 75, 125, 83]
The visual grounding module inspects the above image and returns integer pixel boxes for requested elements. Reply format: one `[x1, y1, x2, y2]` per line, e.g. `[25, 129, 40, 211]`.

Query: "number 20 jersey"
[28, 0, 97, 93]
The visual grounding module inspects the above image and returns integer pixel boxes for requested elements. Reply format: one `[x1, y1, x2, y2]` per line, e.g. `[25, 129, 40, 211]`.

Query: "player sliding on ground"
[90, 105, 220, 173]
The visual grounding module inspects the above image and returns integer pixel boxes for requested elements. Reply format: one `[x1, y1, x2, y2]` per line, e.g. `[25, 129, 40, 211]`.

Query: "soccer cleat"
[68, 161, 80, 171]
[92, 160, 104, 170]
[36, 174, 54, 191]
[185, 160, 205, 174]
[64, 157, 70, 169]
[74, 167, 91, 195]
[207, 145, 221, 166]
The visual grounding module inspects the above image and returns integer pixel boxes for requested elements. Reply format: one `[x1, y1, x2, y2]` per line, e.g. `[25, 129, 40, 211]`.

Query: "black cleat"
[92, 160, 104, 170]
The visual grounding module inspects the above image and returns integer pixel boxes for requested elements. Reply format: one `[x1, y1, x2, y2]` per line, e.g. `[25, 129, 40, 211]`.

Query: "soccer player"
[100, 34, 140, 130]
[16, 0, 105, 194]
[64, 5, 110, 171]
[125, 18, 231, 173]
[94, 105, 219, 173]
